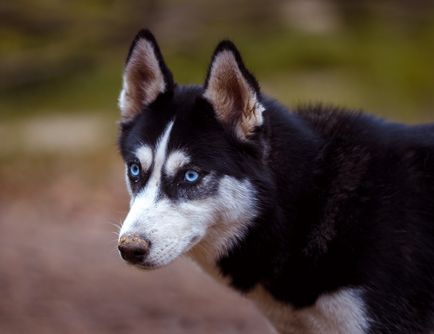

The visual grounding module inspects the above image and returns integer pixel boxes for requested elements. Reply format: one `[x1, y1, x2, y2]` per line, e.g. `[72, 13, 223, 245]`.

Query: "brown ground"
[0, 148, 273, 334]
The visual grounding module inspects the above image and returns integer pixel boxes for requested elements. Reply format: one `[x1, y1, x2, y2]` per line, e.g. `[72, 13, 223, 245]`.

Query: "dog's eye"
[184, 170, 200, 183]
[128, 163, 141, 179]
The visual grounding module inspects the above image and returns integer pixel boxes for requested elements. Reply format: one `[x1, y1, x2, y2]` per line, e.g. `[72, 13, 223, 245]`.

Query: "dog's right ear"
[203, 40, 264, 141]
[119, 29, 174, 122]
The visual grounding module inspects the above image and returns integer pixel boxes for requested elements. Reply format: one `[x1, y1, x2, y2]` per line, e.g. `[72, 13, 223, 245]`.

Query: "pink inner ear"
[204, 50, 264, 140]
[119, 39, 166, 121]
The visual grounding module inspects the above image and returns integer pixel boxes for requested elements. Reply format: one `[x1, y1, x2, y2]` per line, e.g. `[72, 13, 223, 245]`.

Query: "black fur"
[118, 31, 434, 333]
[218, 103, 434, 333]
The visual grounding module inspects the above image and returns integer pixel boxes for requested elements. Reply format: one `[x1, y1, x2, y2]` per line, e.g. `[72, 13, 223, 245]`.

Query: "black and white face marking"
[118, 30, 264, 269]
[119, 120, 259, 268]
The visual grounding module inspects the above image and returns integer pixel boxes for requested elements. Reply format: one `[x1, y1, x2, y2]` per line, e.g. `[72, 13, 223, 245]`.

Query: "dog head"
[117, 29, 270, 269]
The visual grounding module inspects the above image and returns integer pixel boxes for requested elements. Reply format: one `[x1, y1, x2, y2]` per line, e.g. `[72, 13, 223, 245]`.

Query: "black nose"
[118, 234, 150, 264]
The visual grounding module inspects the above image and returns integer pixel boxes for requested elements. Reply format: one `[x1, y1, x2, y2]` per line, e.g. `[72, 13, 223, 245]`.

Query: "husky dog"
[117, 29, 434, 333]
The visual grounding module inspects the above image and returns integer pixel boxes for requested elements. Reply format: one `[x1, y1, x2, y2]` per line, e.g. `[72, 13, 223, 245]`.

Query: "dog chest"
[248, 286, 370, 334]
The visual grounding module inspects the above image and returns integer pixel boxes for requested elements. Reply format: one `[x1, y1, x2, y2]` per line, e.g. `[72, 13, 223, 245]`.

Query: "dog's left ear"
[203, 41, 265, 141]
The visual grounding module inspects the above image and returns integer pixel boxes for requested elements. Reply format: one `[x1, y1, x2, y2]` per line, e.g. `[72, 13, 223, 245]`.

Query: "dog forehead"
[119, 84, 227, 164]
[120, 114, 171, 160]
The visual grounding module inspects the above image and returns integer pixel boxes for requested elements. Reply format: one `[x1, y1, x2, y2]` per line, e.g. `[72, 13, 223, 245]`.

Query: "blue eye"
[184, 170, 200, 183]
[129, 163, 141, 178]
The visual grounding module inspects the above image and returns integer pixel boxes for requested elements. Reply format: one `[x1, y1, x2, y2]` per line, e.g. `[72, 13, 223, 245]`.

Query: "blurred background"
[0, 0, 433, 333]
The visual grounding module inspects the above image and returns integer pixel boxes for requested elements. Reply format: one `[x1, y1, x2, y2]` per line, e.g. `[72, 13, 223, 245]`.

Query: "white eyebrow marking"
[153, 121, 174, 180]
[164, 150, 191, 177]
[136, 121, 174, 204]
[135, 145, 153, 172]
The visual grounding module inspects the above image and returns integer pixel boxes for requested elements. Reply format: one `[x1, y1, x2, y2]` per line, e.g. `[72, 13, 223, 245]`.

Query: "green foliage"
[1, 0, 433, 122]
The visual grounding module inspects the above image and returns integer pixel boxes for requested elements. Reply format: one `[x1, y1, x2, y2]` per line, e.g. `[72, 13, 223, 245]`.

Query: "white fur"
[119, 120, 258, 268]
[135, 145, 153, 172]
[188, 176, 258, 261]
[118, 80, 129, 114]
[164, 150, 190, 177]
[248, 286, 370, 334]
[120, 174, 257, 268]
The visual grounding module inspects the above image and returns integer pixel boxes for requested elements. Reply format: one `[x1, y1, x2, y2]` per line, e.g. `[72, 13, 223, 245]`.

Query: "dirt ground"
[0, 148, 274, 334]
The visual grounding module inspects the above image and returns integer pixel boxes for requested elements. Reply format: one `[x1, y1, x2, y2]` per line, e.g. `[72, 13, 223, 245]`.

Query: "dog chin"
[128, 257, 172, 270]
[133, 262, 160, 270]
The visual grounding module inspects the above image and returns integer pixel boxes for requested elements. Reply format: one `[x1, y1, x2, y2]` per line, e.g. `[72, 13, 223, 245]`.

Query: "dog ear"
[203, 41, 265, 141]
[119, 29, 174, 121]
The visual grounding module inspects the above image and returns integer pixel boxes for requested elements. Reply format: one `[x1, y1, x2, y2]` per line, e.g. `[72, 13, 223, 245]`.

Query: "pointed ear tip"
[134, 28, 157, 45]
[125, 28, 159, 64]
[213, 40, 240, 58]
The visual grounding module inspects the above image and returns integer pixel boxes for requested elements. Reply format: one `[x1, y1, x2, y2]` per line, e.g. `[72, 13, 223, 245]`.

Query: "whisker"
[110, 222, 122, 230]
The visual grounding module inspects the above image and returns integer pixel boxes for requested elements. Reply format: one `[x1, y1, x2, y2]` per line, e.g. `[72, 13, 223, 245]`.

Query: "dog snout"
[118, 234, 150, 264]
